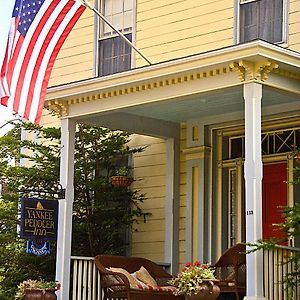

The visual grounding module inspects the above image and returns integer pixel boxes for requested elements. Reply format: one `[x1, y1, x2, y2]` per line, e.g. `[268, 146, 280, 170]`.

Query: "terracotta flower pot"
[185, 281, 220, 300]
[110, 175, 134, 187]
[24, 288, 57, 300]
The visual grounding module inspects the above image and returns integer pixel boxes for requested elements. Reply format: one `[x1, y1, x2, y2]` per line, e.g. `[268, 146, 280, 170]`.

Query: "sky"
[0, 1, 15, 135]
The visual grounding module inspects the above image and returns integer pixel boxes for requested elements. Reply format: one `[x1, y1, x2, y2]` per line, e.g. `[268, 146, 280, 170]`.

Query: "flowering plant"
[168, 261, 216, 296]
[15, 279, 60, 299]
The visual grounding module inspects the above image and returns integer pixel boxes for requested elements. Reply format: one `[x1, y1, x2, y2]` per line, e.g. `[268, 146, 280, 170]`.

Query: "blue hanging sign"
[26, 240, 51, 256]
[20, 198, 59, 243]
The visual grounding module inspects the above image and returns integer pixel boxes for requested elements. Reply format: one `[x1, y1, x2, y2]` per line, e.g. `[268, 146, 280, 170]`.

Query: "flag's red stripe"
[5, 35, 23, 91]
[23, 1, 75, 120]
[34, 5, 86, 124]
[5, 18, 22, 89]
[13, 0, 61, 113]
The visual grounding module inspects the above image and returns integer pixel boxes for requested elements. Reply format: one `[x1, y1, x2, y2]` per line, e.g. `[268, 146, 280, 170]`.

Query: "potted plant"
[110, 166, 134, 188]
[168, 261, 220, 300]
[15, 279, 60, 300]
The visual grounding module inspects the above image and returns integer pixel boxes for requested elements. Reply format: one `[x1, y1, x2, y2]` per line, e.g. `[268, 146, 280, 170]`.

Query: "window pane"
[123, 11, 132, 31]
[240, 0, 283, 43]
[124, 0, 133, 11]
[98, 34, 132, 76]
[104, 0, 112, 16]
[259, 0, 274, 41]
[112, 13, 123, 31]
[240, 2, 258, 42]
[112, 0, 123, 14]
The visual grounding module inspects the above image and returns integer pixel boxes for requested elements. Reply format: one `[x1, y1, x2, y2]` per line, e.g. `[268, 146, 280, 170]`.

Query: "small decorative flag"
[0, 0, 86, 124]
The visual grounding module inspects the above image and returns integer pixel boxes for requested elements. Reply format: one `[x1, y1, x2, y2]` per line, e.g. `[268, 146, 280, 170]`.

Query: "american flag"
[0, 0, 85, 124]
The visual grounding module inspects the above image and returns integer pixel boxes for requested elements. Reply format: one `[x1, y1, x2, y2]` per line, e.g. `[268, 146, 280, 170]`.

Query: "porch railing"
[263, 245, 300, 300]
[71, 247, 300, 300]
[70, 256, 101, 300]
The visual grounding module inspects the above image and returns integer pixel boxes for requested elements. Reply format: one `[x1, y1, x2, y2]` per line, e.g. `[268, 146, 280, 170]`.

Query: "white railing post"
[70, 256, 101, 300]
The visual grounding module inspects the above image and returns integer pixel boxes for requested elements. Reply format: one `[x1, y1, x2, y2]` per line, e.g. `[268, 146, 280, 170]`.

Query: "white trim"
[55, 118, 76, 300]
[243, 82, 265, 299]
[93, 0, 99, 77]
[165, 137, 180, 274]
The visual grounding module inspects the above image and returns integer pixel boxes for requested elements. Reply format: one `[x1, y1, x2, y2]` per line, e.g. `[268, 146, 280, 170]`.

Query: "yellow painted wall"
[48, 8, 94, 86]
[135, 0, 234, 66]
[289, 0, 300, 52]
[129, 135, 167, 262]
[48, 0, 300, 84]
[129, 127, 187, 264]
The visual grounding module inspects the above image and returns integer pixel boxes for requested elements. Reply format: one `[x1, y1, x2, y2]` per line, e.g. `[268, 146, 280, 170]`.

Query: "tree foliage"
[0, 121, 148, 298]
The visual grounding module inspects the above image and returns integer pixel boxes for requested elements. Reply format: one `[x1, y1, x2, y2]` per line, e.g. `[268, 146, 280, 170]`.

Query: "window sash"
[98, 34, 132, 76]
[98, 0, 134, 77]
[239, 0, 284, 44]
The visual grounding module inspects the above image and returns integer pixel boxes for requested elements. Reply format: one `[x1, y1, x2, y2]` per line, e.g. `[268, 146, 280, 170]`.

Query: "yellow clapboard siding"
[133, 230, 165, 242]
[137, 0, 233, 23]
[51, 59, 93, 77]
[137, 0, 186, 13]
[139, 197, 166, 209]
[132, 242, 165, 254]
[133, 165, 166, 177]
[141, 209, 165, 221]
[131, 252, 164, 263]
[137, 18, 233, 49]
[289, 11, 300, 24]
[52, 52, 93, 69]
[57, 33, 94, 51]
[136, 37, 232, 65]
[133, 175, 165, 188]
[141, 186, 166, 198]
[133, 153, 166, 167]
[289, 0, 300, 12]
[129, 135, 166, 148]
[134, 219, 166, 232]
[137, 8, 233, 38]
[138, 28, 233, 54]
[56, 42, 93, 59]
[49, 70, 93, 86]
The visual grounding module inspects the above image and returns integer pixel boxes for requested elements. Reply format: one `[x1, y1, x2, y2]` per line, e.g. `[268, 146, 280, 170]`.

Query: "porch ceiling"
[117, 85, 299, 123]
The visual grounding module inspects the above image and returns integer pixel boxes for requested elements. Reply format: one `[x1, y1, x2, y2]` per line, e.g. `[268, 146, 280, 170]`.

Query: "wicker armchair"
[94, 255, 184, 300]
[212, 243, 246, 300]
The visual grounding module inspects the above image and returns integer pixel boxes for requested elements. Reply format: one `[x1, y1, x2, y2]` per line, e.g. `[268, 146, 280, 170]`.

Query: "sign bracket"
[18, 184, 65, 199]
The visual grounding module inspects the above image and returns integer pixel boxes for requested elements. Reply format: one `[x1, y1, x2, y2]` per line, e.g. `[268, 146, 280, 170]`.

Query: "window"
[98, 0, 134, 76]
[239, 0, 285, 44]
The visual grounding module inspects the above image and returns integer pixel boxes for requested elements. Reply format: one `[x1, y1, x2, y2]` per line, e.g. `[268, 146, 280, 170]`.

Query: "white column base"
[244, 297, 266, 300]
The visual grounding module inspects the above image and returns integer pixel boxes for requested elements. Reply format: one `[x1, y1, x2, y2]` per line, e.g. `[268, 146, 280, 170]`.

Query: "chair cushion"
[135, 266, 157, 286]
[109, 267, 139, 288]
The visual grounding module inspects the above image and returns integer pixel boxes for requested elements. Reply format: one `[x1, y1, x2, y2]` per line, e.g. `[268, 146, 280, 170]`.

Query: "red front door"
[262, 163, 288, 240]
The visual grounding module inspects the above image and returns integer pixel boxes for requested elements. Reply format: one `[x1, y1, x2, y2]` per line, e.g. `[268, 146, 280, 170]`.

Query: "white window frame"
[95, 0, 137, 77]
[235, 0, 288, 45]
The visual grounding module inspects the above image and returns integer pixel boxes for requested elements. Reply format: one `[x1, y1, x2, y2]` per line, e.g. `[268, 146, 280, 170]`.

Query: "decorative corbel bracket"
[47, 100, 69, 117]
[230, 59, 279, 82]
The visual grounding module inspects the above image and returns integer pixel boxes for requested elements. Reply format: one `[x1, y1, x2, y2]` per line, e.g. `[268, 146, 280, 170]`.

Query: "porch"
[70, 245, 300, 300]
[45, 40, 300, 300]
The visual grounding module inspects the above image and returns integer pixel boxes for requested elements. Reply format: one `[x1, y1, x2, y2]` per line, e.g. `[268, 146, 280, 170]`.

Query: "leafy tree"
[0, 121, 148, 298]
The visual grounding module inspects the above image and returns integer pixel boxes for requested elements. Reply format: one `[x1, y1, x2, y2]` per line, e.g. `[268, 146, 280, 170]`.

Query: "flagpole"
[81, 0, 152, 65]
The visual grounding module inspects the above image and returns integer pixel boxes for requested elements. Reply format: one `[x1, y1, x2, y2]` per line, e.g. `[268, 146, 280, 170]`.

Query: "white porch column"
[243, 83, 265, 300]
[55, 118, 76, 300]
[165, 137, 180, 275]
